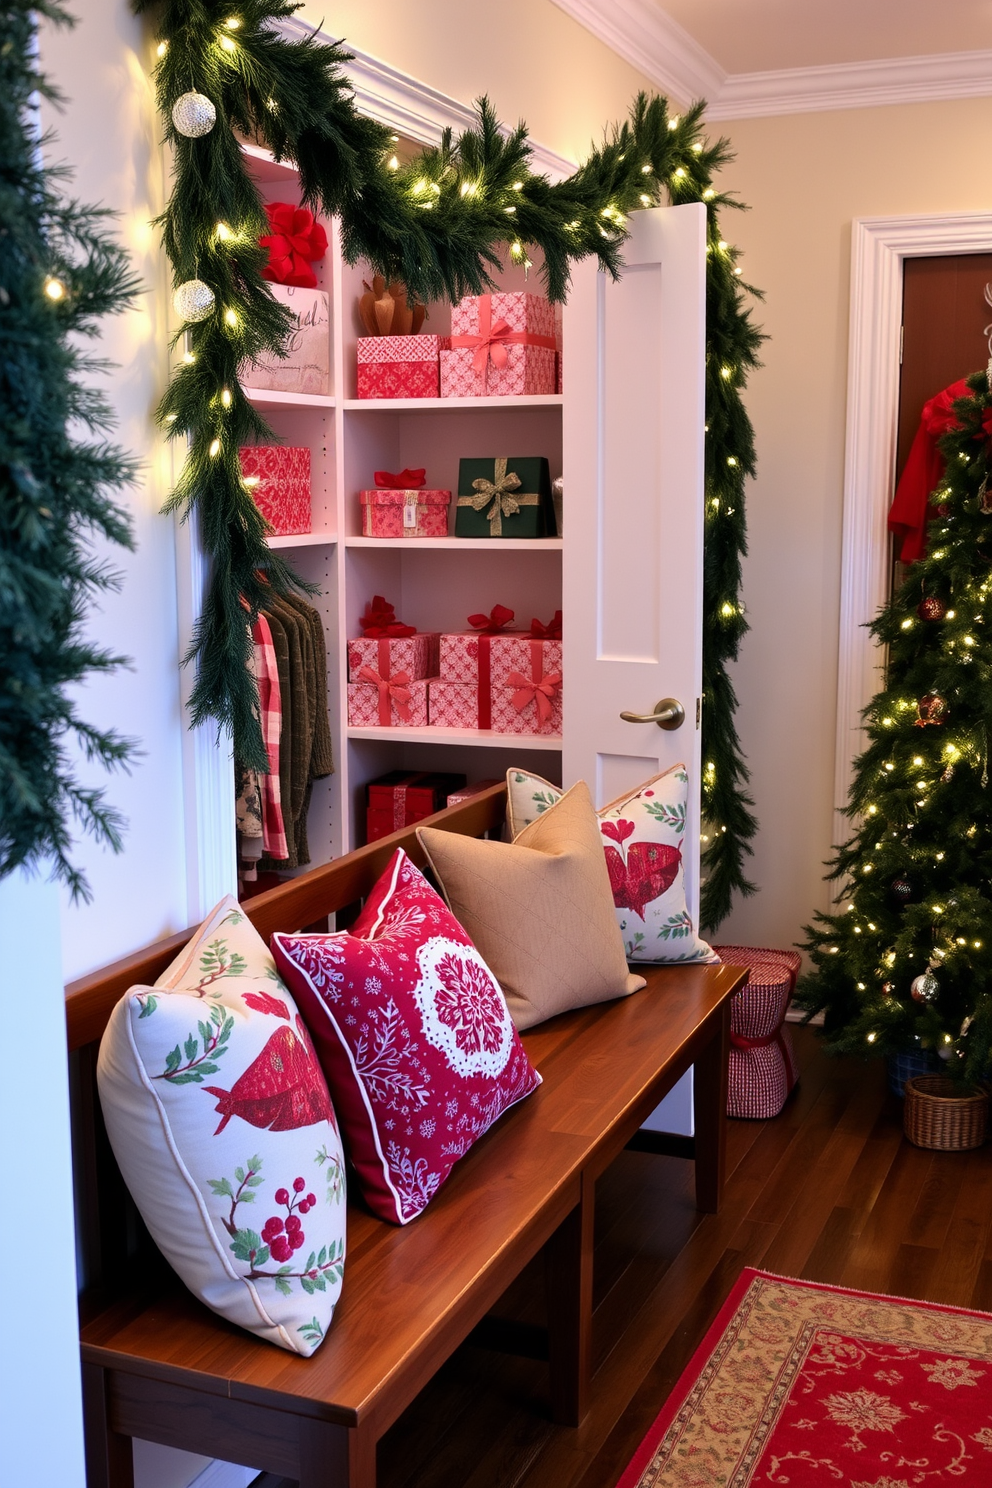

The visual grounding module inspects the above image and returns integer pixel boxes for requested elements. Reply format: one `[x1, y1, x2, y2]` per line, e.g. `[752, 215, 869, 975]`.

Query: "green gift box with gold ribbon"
[455, 456, 556, 539]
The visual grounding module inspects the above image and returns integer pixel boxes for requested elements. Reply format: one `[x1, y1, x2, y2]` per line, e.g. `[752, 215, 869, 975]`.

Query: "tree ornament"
[979, 477, 992, 515]
[171, 91, 216, 138]
[941, 763, 955, 782]
[917, 594, 947, 621]
[910, 969, 940, 1002]
[915, 692, 949, 727]
[890, 876, 915, 904]
[173, 279, 215, 323]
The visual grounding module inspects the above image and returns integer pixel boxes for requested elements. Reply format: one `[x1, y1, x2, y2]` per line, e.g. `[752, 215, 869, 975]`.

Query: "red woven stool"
[711, 945, 801, 1120]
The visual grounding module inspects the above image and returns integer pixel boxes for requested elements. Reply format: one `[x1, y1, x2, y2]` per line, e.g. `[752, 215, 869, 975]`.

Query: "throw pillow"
[419, 780, 646, 1031]
[505, 766, 718, 965]
[97, 895, 346, 1356]
[271, 849, 541, 1225]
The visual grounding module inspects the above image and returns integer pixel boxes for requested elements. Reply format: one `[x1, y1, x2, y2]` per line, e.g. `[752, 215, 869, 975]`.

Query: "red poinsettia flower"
[260, 202, 329, 289]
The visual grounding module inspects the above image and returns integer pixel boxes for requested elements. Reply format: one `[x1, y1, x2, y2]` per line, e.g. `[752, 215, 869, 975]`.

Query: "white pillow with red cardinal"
[505, 766, 718, 964]
[97, 895, 346, 1355]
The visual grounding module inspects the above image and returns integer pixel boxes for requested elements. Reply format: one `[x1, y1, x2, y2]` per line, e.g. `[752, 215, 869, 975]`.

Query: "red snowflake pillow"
[271, 848, 541, 1224]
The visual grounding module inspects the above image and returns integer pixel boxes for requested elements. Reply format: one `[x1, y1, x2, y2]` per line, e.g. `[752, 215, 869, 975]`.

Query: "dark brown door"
[892, 255, 992, 589]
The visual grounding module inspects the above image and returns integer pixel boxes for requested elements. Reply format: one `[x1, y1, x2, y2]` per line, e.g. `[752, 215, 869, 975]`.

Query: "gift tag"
[403, 492, 418, 529]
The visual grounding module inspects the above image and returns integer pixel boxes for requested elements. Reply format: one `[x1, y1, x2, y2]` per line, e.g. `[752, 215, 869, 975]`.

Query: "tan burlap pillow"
[418, 781, 645, 1030]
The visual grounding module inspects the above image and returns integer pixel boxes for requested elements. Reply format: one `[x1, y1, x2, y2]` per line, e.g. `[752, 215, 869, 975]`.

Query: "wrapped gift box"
[360, 488, 450, 537]
[440, 292, 556, 398]
[348, 676, 431, 728]
[711, 946, 801, 1120]
[429, 635, 562, 736]
[455, 456, 555, 539]
[554, 301, 563, 395]
[348, 633, 439, 684]
[242, 285, 330, 396]
[356, 334, 447, 399]
[239, 445, 311, 536]
[366, 770, 467, 842]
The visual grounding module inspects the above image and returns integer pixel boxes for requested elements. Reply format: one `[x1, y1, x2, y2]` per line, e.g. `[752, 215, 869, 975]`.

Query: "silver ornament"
[910, 970, 939, 1003]
[172, 92, 217, 138]
[173, 278, 215, 323]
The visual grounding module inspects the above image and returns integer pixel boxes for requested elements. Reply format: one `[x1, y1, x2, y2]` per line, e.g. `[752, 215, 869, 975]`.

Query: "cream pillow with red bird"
[505, 765, 717, 964]
[97, 895, 346, 1355]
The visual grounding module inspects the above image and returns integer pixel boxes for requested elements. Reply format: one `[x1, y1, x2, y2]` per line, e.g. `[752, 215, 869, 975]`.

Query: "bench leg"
[82, 1363, 134, 1488]
[544, 1172, 595, 1427]
[299, 1418, 376, 1488]
[693, 1002, 730, 1213]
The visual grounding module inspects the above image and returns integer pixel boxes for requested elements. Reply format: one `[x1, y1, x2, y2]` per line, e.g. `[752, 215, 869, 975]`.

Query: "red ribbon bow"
[359, 595, 416, 638]
[506, 667, 562, 725]
[528, 610, 562, 639]
[358, 665, 413, 724]
[260, 202, 329, 290]
[449, 295, 557, 385]
[467, 604, 515, 634]
[374, 469, 427, 489]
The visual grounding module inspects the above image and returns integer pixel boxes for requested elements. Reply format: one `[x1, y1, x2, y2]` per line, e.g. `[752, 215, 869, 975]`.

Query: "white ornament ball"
[910, 970, 939, 1003]
[173, 278, 215, 323]
[171, 91, 217, 138]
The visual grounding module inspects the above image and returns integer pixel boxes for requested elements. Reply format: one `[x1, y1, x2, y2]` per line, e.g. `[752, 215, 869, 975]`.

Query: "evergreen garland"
[0, 0, 140, 899]
[141, 0, 762, 925]
[797, 374, 992, 1084]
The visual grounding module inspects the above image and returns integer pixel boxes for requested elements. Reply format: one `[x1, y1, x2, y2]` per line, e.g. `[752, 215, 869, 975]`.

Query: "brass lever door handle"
[619, 697, 685, 731]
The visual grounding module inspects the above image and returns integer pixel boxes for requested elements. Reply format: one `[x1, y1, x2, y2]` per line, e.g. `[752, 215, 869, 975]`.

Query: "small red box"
[239, 445, 311, 535]
[348, 676, 430, 728]
[356, 335, 447, 399]
[366, 770, 467, 842]
[347, 633, 439, 684]
[359, 487, 450, 537]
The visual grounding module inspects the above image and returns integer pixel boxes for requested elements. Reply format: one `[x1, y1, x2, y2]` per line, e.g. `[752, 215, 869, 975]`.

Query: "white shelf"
[347, 726, 562, 750]
[268, 532, 337, 549]
[244, 387, 335, 409]
[342, 395, 563, 412]
[344, 536, 562, 551]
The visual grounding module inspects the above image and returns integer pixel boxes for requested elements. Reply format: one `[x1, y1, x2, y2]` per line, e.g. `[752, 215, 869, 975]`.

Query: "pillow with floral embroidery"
[271, 848, 541, 1225]
[97, 895, 346, 1355]
[505, 766, 718, 964]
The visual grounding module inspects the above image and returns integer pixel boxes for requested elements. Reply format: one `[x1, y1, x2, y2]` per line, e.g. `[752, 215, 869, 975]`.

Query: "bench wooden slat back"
[65, 784, 507, 1051]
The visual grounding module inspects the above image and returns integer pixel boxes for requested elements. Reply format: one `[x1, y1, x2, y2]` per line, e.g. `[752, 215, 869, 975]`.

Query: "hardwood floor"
[265, 1028, 992, 1488]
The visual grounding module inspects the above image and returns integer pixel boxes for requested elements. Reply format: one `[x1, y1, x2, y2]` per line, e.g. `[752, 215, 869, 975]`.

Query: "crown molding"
[547, 1, 992, 119]
[279, 19, 576, 179]
[548, 0, 723, 104]
[710, 48, 992, 119]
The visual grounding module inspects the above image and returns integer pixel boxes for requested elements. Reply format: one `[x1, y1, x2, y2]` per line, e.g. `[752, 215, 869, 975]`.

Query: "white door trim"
[834, 212, 992, 852]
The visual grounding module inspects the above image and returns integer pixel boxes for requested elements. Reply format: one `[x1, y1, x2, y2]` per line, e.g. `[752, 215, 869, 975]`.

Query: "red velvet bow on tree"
[528, 610, 562, 639]
[467, 604, 515, 634]
[260, 202, 329, 289]
[374, 469, 427, 489]
[359, 595, 416, 638]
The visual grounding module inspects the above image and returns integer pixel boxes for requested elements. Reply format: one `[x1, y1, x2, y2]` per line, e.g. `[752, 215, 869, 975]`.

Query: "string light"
[857, 981, 866, 990]
[673, 167, 686, 179]
[219, 33, 237, 50]
[703, 187, 715, 200]
[727, 456, 738, 467]
[901, 618, 913, 629]
[223, 15, 241, 26]
[156, 40, 168, 56]
[718, 239, 728, 251]
[721, 365, 733, 379]
[224, 307, 238, 327]
[867, 1032, 876, 1043]
[44, 276, 66, 300]
[208, 438, 221, 457]
[216, 221, 233, 241]
[668, 116, 680, 129]
[387, 155, 399, 171]
[220, 387, 232, 408]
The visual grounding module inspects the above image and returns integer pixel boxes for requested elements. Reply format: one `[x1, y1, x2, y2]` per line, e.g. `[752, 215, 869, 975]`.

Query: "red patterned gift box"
[359, 468, 450, 537]
[446, 778, 501, 807]
[440, 292, 557, 398]
[430, 634, 562, 736]
[348, 633, 439, 685]
[711, 945, 801, 1121]
[356, 334, 447, 399]
[366, 770, 467, 842]
[348, 676, 430, 728]
[554, 300, 563, 395]
[239, 445, 311, 536]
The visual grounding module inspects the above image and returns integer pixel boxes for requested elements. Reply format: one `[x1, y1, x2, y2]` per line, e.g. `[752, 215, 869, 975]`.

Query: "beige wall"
[714, 98, 992, 952]
[297, 0, 659, 162]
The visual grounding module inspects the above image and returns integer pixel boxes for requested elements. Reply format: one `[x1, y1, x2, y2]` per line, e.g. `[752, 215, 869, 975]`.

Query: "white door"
[562, 202, 707, 1133]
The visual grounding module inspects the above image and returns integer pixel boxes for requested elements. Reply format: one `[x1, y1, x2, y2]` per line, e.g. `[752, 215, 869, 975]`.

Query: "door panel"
[563, 202, 706, 918]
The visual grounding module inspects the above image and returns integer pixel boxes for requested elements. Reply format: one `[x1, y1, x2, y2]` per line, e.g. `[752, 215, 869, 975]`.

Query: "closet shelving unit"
[242, 142, 565, 869]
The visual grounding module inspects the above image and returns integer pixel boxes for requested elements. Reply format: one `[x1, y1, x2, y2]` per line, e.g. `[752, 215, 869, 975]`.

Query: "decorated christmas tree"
[797, 372, 992, 1085]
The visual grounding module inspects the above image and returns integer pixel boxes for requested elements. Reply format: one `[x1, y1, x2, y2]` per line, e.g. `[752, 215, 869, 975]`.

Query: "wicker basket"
[903, 1075, 989, 1151]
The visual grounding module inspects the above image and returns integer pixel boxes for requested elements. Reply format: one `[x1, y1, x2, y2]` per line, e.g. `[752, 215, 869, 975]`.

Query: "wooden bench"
[68, 784, 746, 1488]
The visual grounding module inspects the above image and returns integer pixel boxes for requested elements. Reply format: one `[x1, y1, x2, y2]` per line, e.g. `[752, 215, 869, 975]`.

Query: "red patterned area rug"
[617, 1268, 992, 1487]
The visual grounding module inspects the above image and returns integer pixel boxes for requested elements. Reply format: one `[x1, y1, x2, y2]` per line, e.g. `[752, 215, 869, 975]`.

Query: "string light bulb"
[224, 307, 238, 327]
[208, 438, 221, 457]
[44, 276, 66, 301]
[156, 40, 168, 57]
[219, 33, 237, 50]
[220, 387, 232, 408]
